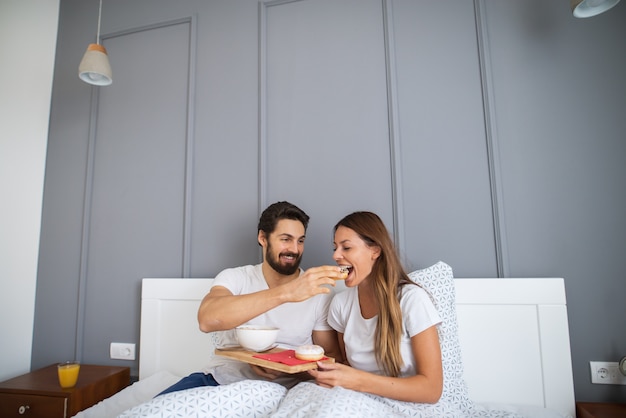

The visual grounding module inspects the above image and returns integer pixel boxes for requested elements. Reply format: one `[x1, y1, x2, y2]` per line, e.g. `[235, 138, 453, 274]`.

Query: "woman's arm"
[336, 332, 349, 365]
[309, 326, 443, 403]
[312, 329, 344, 364]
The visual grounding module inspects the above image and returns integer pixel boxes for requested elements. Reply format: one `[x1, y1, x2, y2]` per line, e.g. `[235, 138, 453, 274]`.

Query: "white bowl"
[235, 325, 279, 352]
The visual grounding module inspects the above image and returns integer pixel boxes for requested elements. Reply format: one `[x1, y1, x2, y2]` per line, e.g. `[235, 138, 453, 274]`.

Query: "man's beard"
[266, 242, 302, 276]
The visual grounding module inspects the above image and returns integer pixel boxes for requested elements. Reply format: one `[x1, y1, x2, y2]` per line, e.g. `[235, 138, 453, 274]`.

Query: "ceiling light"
[571, 0, 621, 18]
[78, 0, 112, 86]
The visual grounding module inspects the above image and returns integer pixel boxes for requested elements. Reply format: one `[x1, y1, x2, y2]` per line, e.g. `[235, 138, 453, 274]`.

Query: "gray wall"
[34, 0, 626, 403]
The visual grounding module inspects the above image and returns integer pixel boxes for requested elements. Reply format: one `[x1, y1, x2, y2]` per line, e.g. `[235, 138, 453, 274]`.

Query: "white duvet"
[74, 372, 566, 418]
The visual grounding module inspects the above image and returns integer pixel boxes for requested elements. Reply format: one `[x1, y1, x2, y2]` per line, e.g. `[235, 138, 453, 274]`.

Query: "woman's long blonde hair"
[334, 211, 414, 377]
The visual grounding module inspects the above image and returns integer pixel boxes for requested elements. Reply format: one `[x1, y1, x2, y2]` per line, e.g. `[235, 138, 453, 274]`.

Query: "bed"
[75, 262, 575, 418]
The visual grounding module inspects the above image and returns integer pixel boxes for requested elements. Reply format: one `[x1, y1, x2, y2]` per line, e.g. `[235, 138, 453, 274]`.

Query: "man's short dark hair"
[257, 201, 310, 237]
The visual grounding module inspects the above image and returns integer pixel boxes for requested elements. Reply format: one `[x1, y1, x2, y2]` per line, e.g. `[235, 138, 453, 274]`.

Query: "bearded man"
[157, 201, 345, 395]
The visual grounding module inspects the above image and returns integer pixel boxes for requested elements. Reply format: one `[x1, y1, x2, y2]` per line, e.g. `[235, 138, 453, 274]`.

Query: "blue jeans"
[156, 372, 220, 396]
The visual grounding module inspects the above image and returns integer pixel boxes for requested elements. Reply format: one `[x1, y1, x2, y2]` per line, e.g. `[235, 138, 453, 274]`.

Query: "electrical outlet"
[589, 361, 626, 385]
[110, 342, 136, 360]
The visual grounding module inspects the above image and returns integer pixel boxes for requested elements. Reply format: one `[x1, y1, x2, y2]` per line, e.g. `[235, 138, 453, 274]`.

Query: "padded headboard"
[139, 277, 575, 417]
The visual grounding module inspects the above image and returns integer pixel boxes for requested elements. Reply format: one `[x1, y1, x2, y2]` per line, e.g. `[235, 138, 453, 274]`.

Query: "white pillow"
[408, 261, 474, 411]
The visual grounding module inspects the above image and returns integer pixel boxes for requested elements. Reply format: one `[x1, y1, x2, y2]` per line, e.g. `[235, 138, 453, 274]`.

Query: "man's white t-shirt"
[203, 263, 333, 387]
[328, 284, 441, 377]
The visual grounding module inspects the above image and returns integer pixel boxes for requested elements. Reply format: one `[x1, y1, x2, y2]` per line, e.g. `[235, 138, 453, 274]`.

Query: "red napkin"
[252, 349, 328, 366]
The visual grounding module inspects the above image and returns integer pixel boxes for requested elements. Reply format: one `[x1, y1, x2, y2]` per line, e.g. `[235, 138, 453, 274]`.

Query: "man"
[158, 201, 346, 395]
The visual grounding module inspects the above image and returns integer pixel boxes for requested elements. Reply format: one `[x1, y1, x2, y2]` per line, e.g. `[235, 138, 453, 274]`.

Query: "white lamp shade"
[79, 43, 112, 86]
[571, 0, 621, 17]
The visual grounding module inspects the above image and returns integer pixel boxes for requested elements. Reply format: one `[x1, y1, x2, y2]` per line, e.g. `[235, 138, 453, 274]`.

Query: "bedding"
[117, 380, 560, 418]
[408, 262, 472, 411]
[74, 262, 575, 418]
[76, 373, 565, 418]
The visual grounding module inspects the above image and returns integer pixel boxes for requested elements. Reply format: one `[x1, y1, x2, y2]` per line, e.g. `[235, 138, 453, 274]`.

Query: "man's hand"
[249, 364, 285, 380]
[281, 265, 348, 302]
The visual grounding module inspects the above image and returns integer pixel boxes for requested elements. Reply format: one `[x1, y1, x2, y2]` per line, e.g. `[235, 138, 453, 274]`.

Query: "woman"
[309, 211, 443, 403]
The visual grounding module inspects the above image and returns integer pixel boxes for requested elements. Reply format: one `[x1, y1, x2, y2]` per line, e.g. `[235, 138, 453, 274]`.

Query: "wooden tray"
[214, 347, 334, 374]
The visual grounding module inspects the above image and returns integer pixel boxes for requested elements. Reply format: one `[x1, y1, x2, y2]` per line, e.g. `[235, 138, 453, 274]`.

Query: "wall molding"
[383, 0, 404, 253]
[259, 0, 403, 248]
[258, 0, 303, 214]
[74, 16, 197, 361]
[473, 0, 508, 277]
[258, 2, 268, 215]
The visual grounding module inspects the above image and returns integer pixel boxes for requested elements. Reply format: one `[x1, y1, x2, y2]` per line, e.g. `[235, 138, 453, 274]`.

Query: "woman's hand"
[308, 361, 362, 390]
[308, 326, 443, 403]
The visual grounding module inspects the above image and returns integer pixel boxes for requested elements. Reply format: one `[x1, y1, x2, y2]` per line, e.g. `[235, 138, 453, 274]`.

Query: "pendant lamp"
[78, 0, 112, 86]
[571, 0, 621, 17]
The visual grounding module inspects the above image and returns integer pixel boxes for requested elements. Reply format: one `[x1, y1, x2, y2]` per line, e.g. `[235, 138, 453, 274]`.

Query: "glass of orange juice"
[57, 361, 80, 389]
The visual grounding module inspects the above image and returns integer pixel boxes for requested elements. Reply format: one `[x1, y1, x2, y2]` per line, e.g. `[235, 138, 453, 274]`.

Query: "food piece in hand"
[335, 265, 350, 280]
[295, 344, 325, 361]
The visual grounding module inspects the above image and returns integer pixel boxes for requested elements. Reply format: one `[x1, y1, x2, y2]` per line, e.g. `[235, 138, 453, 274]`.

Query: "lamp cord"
[96, 0, 103, 44]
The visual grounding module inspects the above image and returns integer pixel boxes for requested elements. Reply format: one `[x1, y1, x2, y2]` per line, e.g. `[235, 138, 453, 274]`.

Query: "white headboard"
[139, 277, 575, 417]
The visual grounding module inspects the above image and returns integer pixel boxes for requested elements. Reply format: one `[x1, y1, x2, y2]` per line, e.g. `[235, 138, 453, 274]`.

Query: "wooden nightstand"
[0, 364, 130, 417]
[576, 402, 626, 418]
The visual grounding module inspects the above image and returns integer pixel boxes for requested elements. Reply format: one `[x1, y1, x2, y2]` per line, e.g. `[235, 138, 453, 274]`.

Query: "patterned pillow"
[117, 379, 287, 418]
[408, 261, 474, 411]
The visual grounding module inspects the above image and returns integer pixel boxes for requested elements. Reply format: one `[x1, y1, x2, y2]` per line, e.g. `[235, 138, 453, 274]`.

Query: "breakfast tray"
[214, 347, 334, 374]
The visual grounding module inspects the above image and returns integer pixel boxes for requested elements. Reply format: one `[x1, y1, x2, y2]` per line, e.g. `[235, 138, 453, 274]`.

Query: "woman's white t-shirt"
[328, 284, 441, 377]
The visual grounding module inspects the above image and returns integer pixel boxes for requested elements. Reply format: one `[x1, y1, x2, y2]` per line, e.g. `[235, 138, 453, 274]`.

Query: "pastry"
[295, 344, 325, 361]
